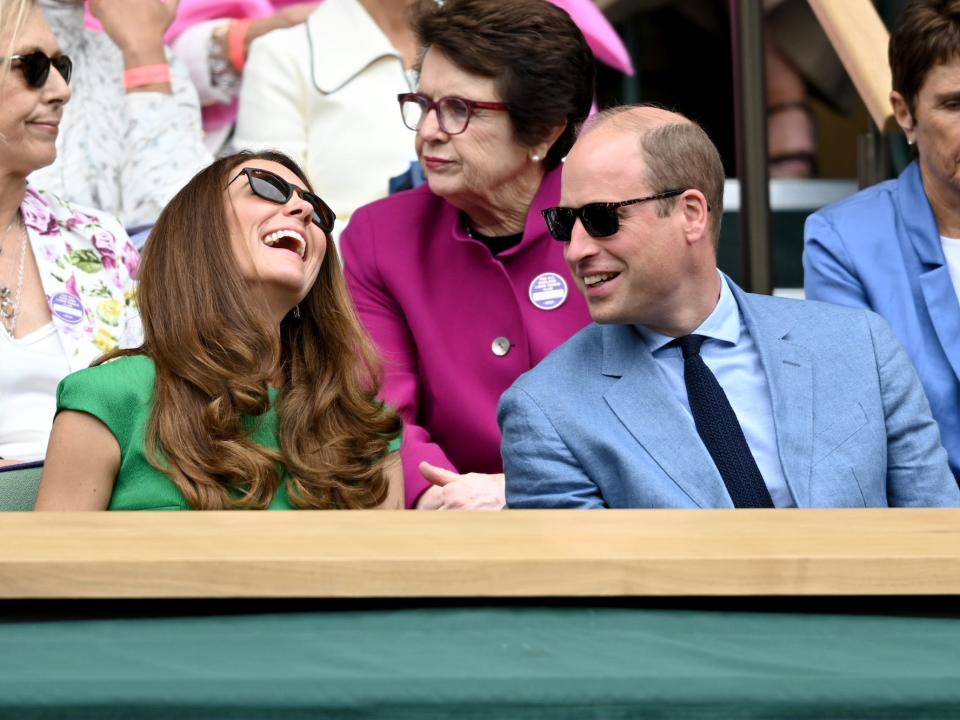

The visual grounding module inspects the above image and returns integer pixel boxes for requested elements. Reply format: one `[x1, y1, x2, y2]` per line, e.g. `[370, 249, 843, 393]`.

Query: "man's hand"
[416, 462, 505, 510]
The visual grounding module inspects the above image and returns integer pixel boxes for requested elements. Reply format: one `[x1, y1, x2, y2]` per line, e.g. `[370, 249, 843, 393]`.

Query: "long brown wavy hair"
[99, 150, 401, 509]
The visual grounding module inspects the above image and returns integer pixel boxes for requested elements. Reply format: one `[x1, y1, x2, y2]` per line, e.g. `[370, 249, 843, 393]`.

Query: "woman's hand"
[90, 0, 178, 93]
[90, 0, 179, 60]
[416, 462, 505, 510]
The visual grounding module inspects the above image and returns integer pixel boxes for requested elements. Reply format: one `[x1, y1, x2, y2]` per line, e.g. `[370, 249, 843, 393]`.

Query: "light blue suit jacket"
[805, 161, 960, 482]
[499, 281, 959, 508]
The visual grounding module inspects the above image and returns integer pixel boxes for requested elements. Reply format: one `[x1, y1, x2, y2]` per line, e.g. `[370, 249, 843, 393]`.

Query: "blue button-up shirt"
[635, 274, 795, 507]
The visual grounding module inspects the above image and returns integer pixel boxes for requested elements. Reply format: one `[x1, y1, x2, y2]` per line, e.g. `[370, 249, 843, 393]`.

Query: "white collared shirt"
[234, 0, 418, 242]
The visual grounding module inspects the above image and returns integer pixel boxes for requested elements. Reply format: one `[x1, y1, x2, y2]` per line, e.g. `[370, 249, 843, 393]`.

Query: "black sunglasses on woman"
[2, 50, 72, 88]
[227, 167, 336, 233]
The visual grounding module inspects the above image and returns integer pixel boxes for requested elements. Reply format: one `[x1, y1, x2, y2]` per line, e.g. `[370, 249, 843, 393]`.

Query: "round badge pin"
[50, 292, 85, 325]
[528, 272, 568, 311]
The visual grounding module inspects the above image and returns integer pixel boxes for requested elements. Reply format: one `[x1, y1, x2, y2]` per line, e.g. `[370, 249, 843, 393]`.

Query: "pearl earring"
[531, 154, 542, 162]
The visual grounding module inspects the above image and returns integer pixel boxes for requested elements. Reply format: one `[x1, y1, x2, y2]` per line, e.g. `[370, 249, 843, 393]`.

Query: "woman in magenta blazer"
[341, 0, 595, 509]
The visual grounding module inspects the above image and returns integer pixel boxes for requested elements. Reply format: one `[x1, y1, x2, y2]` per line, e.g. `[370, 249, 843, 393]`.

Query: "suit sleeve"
[341, 209, 456, 508]
[867, 312, 960, 506]
[498, 385, 606, 509]
[803, 211, 870, 309]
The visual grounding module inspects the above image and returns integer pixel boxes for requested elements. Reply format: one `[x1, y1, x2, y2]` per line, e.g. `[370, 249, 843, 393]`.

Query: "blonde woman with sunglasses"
[0, 0, 140, 468]
[37, 150, 403, 510]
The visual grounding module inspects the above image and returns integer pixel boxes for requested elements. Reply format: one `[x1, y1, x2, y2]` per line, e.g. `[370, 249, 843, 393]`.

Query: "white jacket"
[234, 0, 418, 235]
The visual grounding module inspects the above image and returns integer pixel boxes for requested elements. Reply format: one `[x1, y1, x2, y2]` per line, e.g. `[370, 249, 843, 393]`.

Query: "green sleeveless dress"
[56, 355, 401, 510]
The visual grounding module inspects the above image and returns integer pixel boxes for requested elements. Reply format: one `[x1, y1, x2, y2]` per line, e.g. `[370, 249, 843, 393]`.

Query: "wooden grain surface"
[808, 0, 896, 132]
[0, 510, 958, 598]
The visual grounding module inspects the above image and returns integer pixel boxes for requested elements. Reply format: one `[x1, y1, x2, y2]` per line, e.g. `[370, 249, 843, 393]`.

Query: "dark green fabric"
[56, 355, 401, 510]
[2, 607, 959, 718]
[718, 211, 810, 289]
[0, 464, 42, 510]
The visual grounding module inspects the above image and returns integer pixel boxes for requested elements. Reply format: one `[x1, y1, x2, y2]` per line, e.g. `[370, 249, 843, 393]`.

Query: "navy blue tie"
[675, 334, 774, 508]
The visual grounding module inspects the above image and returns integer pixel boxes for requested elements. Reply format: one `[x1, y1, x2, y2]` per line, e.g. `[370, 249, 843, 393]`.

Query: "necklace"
[0, 215, 18, 258]
[0, 222, 28, 337]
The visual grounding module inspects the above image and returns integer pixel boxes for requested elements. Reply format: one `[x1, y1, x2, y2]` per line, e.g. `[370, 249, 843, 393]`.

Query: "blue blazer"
[804, 161, 960, 481]
[498, 281, 959, 508]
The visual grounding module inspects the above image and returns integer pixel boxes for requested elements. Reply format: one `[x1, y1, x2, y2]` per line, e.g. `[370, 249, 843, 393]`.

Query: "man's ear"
[680, 189, 710, 245]
[891, 90, 916, 142]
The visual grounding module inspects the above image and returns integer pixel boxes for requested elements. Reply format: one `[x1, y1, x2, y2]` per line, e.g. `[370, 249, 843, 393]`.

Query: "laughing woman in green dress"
[36, 150, 402, 510]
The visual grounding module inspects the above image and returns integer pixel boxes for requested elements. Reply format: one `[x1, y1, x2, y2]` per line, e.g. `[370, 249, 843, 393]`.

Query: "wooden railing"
[2, 509, 959, 598]
[808, 0, 896, 132]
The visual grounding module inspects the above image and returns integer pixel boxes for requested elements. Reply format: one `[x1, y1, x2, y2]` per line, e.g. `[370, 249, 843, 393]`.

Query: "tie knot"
[675, 334, 707, 359]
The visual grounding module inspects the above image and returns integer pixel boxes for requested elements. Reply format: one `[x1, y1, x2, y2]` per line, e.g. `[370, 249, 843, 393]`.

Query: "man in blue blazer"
[499, 105, 959, 509]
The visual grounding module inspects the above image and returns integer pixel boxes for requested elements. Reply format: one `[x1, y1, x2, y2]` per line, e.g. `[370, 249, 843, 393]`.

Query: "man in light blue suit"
[498, 105, 959, 509]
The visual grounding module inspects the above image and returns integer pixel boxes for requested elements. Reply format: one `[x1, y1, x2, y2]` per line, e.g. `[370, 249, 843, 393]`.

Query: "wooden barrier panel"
[1, 509, 959, 598]
[808, 0, 896, 132]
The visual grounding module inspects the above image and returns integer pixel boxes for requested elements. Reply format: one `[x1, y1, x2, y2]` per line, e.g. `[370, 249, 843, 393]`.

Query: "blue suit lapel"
[599, 323, 733, 508]
[730, 282, 813, 507]
[900, 162, 960, 383]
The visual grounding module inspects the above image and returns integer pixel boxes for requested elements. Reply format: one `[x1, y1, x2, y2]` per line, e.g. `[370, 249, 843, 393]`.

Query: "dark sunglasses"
[542, 189, 688, 241]
[4, 51, 72, 88]
[227, 167, 335, 233]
